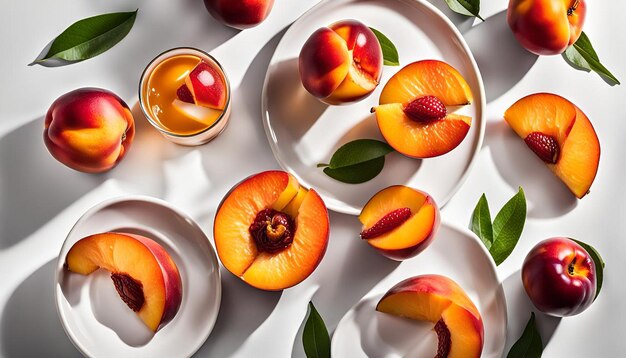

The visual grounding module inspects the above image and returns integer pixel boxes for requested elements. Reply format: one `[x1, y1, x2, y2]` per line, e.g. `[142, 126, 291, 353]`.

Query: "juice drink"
[139, 48, 231, 145]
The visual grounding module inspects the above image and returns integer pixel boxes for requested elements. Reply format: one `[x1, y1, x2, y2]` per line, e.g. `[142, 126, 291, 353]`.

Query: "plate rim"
[261, 0, 487, 216]
[329, 220, 508, 357]
[53, 194, 222, 358]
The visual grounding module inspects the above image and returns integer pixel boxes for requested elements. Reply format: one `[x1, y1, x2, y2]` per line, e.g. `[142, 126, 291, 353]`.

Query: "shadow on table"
[1, 260, 80, 357]
[195, 268, 281, 357]
[0, 118, 105, 250]
[483, 120, 577, 218]
[501, 270, 561, 354]
[291, 212, 400, 357]
[464, 10, 539, 103]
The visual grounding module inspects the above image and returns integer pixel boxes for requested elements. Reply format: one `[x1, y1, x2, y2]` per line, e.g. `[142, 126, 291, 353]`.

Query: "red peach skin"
[44, 88, 134, 173]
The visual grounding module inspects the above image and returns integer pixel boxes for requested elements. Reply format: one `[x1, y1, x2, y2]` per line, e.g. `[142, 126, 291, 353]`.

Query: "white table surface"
[0, 0, 624, 356]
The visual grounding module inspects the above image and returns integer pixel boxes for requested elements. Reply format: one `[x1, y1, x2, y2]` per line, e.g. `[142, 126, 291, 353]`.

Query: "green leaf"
[369, 28, 400, 66]
[302, 302, 330, 358]
[471, 194, 493, 250]
[564, 31, 620, 85]
[507, 312, 543, 358]
[443, 0, 484, 21]
[323, 157, 385, 184]
[324, 139, 394, 169]
[30, 10, 138, 66]
[572, 239, 605, 300]
[490, 187, 526, 265]
[318, 139, 394, 184]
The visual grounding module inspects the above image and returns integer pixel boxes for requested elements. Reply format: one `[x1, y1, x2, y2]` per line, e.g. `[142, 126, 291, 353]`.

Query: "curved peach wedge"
[377, 275, 484, 358]
[299, 19, 383, 105]
[359, 186, 440, 261]
[504, 93, 600, 198]
[214, 171, 330, 290]
[65, 232, 182, 332]
[373, 60, 474, 158]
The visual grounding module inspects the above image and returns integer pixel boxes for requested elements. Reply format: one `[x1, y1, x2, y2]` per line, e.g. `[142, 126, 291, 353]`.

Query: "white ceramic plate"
[262, 0, 485, 215]
[54, 196, 221, 358]
[331, 223, 507, 357]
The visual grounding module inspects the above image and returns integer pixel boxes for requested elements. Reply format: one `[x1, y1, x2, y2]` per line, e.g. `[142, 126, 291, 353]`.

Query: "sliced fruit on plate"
[299, 19, 383, 105]
[214, 170, 330, 290]
[504, 93, 600, 198]
[172, 99, 222, 127]
[377, 274, 484, 358]
[372, 60, 474, 158]
[359, 185, 440, 261]
[184, 60, 227, 110]
[65, 232, 183, 332]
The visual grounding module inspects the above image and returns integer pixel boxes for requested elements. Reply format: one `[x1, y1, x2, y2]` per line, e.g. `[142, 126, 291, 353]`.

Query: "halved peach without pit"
[65, 232, 183, 332]
[214, 171, 329, 290]
[377, 274, 484, 358]
[372, 60, 474, 158]
[504, 93, 600, 198]
[359, 185, 440, 261]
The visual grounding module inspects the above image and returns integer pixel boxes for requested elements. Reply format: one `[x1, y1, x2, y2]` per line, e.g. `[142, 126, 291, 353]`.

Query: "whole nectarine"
[203, 0, 274, 29]
[44, 88, 134, 173]
[522, 237, 596, 317]
[299, 19, 383, 105]
[508, 0, 586, 55]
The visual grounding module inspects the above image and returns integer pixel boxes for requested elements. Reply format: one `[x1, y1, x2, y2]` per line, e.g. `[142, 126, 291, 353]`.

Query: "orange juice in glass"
[139, 48, 231, 145]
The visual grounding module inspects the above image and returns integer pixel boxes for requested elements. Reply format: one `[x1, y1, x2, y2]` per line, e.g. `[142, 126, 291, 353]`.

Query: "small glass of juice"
[139, 47, 231, 146]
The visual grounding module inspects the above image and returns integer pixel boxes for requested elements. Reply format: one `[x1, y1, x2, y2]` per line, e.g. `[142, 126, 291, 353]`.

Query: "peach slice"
[299, 19, 383, 105]
[372, 60, 474, 158]
[65, 232, 182, 332]
[184, 60, 227, 110]
[214, 171, 329, 290]
[377, 275, 484, 358]
[171, 99, 222, 127]
[359, 186, 440, 261]
[504, 93, 600, 198]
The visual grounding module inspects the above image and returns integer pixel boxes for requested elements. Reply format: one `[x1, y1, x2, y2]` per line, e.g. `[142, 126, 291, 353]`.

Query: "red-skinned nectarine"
[44, 88, 134, 173]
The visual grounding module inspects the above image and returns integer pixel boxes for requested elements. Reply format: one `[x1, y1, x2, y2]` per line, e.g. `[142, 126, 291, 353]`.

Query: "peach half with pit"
[65, 232, 182, 332]
[214, 170, 330, 290]
[359, 186, 440, 261]
[372, 60, 474, 158]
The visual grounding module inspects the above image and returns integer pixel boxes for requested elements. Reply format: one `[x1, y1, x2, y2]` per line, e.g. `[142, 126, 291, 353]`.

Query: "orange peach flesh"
[214, 171, 329, 290]
[374, 60, 473, 158]
[65, 233, 182, 332]
[504, 93, 600, 198]
[377, 275, 483, 358]
[359, 186, 437, 252]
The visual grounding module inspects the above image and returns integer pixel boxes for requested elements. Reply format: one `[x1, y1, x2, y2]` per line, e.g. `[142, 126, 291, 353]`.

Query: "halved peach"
[377, 275, 484, 358]
[65, 232, 182, 332]
[504, 93, 600, 198]
[359, 186, 440, 261]
[214, 171, 329, 290]
[372, 60, 474, 158]
[299, 19, 383, 105]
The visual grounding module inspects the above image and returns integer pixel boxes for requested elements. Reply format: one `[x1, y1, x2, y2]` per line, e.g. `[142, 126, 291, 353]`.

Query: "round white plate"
[331, 223, 507, 358]
[54, 196, 221, 358]
[262, 0, 485, 215]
